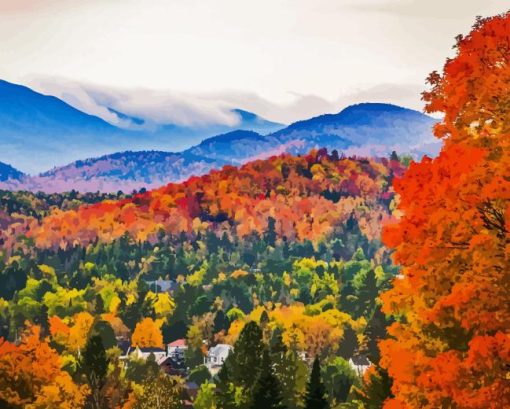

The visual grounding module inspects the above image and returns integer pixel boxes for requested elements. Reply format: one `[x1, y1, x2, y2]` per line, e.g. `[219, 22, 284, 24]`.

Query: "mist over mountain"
[0, 80, 283, 174]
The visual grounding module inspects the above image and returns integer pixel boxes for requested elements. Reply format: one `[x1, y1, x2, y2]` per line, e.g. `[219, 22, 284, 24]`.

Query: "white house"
[204, 344, 233, 371]
[349, 355, 371, 377]
[145, 279, 179, 294]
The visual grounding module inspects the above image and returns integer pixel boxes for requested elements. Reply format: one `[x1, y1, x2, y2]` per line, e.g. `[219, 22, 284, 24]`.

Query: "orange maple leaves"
[0, 325, 88, 408]
[380, 12, 510, 408]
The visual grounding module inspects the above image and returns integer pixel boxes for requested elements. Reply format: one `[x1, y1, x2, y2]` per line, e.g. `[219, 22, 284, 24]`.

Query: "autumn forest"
[0, 10, 509, 409]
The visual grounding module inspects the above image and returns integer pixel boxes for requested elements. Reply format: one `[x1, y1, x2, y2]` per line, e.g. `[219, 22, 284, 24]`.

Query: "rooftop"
[168, 339, 187, 348]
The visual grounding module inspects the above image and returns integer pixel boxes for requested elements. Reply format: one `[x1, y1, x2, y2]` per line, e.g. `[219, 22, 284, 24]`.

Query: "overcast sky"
[0, 0, 506, 124]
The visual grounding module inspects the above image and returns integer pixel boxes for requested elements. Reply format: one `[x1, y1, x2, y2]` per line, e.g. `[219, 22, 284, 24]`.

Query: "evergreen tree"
[304, 357, 328, 409]
[264, 216, 277, 247]
[322, 357, 357, 405]
[352, 364, 393, 409]
[228, 321, 265, 389]
[213, 309, 229, 333]
[338, 324, 358, 360]
[90, 319, 116, 350]
[250, 348, 286, 409]
[215, 358, 239, 409]
[271, 331, 308, 409]
[80, 335, 109, 409]
[94, 294, 104, 314]
[364, 305, 392, 364]
[353, 268, 378, 318]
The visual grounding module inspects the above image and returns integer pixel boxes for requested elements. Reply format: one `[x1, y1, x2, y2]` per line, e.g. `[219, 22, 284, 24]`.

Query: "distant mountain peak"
[0, 161, 24, 182]
[231, 109, 258, 121]
[198, 129, 265, 145]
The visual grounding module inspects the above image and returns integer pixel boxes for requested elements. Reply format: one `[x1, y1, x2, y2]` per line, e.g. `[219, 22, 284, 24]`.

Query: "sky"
[0, 0, 507, 125]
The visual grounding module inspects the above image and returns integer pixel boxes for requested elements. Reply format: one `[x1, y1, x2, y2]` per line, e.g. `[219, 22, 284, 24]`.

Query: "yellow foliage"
[38, 264, 56, 279]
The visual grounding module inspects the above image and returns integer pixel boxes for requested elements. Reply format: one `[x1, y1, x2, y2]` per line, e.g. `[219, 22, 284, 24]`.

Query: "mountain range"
[0, 80, 283, 174]
[0, 79, 439, 193]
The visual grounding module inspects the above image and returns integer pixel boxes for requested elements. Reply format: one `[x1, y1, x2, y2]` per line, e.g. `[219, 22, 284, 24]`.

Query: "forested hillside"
[0, 149, 404, 408]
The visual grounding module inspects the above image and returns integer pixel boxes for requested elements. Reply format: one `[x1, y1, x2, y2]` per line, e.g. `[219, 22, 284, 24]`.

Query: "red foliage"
[28, 151, 402, 249]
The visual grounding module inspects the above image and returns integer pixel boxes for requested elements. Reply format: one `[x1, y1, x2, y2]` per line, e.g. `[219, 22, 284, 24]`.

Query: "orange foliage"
[380, 12, 510, 408]
[131, 317, 163, 348]
[49, 312, 95, 352]
[28, 152, 402, 249]
[0, 325, 88, 408]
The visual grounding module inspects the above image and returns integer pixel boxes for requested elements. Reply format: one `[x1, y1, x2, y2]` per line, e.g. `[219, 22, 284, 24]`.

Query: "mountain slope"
[0, 80, 284, 174]
[268, 103, 440, 158]
[184, 103, 439, 165]
[0, 97, 438, 193]
[185, 130, 273, 164]
[0, 80, 142, 174]
[28, 150, 405, 249]
[7, 151, 226, 193]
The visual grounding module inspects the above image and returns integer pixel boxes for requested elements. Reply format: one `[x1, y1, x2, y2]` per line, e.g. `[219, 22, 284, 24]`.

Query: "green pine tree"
[229, 321, 265, 389]
[304, 357, 329, 409]
[271, 330, 308, 409]
[352, 364, 393, 409]
[80, 335, 109, 409]
[250, 348, 286, 409]
[215, 359, 239, 409]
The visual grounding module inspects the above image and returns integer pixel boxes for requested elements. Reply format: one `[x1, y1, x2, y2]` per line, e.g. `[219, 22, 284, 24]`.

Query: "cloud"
[28, 77, 243, 129]
[346, 0, 504, 19]
[25, 76, 429, 129]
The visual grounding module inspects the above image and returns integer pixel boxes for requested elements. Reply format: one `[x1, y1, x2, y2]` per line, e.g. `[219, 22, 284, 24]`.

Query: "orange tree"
[380, 12, 510, 408]
[0, 325, 88, 408]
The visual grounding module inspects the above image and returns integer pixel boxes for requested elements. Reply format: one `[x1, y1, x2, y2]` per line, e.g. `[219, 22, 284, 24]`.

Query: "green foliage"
[227, 321, 265, 390]
[271, 331, 308, 409]
[352, 365, 393, 409]
[188, 365, 212, 386]
[322, 357, 357, 406]
[195, 382, 217, 409]
[338, 324, 358, 360]
[79, 335, 109, 409]
[250, 348, 286, 409]
[126, 354, 160, 384]
[304, 357, 329, 409]
[90, 320, 116, 350]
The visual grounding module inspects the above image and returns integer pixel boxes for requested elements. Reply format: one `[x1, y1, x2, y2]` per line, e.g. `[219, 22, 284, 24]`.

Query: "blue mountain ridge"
[0, 80, 440, 193]
[0, 80, 283, 174]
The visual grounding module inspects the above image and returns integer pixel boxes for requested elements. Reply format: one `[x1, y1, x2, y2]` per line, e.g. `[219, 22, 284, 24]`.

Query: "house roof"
[159, 356, 186, 368]
[137, 346, 166, 353]
[168, 339, 187, 348]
